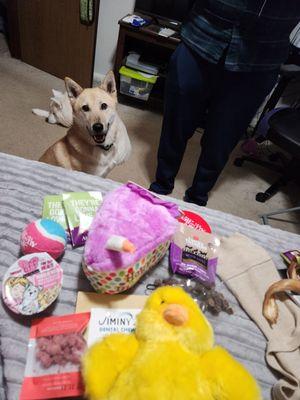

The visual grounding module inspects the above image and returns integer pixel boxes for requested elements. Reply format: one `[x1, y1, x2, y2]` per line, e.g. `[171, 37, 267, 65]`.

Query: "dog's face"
[65, 71, 118, 146]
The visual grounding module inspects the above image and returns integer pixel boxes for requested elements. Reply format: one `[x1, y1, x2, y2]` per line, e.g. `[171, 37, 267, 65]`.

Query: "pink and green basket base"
[82, 241, 170, 294]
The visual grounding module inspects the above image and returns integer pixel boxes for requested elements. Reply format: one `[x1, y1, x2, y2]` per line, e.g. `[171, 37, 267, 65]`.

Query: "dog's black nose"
[92, 123, 104, 133]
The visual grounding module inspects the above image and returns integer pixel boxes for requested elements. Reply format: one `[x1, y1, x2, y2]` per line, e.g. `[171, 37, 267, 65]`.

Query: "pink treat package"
[20, 312, 90, 400]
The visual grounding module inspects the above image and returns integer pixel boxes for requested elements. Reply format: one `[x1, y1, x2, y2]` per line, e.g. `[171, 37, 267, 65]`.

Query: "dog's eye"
[82, 104, 90, 112]
[101, 103, 108, 110]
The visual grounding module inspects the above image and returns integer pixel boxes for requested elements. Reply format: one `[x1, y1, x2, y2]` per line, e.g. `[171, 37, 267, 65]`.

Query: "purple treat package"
[281, 250, 300, 265]
[170, 224, 220, 286]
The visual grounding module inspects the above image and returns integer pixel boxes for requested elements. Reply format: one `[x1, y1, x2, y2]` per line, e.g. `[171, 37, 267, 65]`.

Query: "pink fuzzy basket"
[83, 182, 180, 294]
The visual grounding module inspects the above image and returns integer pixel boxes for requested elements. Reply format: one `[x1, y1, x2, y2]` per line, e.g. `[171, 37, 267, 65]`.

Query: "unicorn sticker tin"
[2, 252, 63, 315]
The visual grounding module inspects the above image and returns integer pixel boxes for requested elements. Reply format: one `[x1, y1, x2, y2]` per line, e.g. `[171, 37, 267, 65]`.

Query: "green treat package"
[62, 191, 102, 247]
[42, 194, 70, 241]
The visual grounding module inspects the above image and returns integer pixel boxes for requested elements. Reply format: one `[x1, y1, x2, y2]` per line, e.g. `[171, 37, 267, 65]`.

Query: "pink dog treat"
[35, 332, 87, 369]
[2, 253, 63, 315]
[36, 351, 53, 369]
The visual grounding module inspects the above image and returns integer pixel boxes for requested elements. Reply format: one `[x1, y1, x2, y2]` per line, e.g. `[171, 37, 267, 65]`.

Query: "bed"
[0, 152, 299, 400]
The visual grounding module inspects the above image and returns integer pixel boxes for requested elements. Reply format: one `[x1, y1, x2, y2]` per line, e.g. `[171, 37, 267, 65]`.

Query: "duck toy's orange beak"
[163, 304, 189, 326]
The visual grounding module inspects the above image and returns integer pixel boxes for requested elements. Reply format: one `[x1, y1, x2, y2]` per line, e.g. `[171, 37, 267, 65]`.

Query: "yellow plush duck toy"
[82, 286, 262, 400]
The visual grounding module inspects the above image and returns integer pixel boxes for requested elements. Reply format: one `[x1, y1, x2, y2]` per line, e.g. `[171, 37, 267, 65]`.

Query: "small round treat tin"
[2, 252, 63, 315]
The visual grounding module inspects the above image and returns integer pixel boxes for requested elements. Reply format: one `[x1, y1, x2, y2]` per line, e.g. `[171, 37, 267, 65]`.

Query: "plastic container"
[125, 52, 159, 75]
[119, 66, 158, 101]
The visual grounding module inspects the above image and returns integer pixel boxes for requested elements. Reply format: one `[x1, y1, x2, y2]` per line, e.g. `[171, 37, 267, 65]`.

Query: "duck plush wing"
[82, 333, 139, 400]
[199, 346, 262, 400]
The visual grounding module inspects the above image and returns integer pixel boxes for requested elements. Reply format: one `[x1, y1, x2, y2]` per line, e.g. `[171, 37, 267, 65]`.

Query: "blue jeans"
[151, 43, 279, 205]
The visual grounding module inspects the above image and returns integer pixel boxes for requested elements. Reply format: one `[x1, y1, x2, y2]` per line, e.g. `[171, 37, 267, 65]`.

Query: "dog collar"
[98, 143, 113, 151]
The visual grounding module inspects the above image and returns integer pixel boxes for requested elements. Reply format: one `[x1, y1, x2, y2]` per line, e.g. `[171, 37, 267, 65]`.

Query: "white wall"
[93, 0, 135, 83]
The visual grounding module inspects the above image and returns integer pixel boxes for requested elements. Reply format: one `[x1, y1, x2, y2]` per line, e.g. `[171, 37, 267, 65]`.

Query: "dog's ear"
[100, 71, 117, 97]
[65, 77, 83, 100]
[50, 97, 62, 110]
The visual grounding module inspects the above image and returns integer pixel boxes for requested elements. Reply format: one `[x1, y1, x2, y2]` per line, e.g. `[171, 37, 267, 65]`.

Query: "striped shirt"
[181, 0, 300, 71]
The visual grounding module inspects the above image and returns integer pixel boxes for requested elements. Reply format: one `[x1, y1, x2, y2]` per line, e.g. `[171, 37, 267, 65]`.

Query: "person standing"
[150, 0, 300, 206]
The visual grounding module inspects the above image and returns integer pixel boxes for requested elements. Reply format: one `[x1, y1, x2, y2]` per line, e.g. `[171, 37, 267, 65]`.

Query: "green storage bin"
[119, 66, 158, 101]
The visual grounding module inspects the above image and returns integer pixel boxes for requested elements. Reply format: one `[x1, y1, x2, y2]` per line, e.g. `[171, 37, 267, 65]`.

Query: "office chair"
[234, 40, 300, 202]
[234, 107, 300, 204]
[252, 63, 300, 140]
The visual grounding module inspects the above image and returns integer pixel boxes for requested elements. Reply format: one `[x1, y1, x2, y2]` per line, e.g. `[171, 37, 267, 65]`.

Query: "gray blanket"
[0, 152, 299, 400]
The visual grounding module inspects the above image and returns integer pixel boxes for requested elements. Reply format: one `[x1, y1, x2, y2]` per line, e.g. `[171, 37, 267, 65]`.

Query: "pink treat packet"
[20, 312, 90, 400]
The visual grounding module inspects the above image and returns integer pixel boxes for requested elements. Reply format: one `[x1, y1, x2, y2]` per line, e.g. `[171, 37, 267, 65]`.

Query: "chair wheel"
[256, 192, 270, 203]
[234, 158, 244, 167]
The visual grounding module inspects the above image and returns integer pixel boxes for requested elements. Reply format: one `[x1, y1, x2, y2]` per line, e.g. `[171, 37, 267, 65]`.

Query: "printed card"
[88, 307, 141, 347]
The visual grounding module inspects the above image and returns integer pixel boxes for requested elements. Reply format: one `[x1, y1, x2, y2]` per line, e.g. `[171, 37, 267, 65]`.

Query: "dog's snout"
[93, 123, 104, 133]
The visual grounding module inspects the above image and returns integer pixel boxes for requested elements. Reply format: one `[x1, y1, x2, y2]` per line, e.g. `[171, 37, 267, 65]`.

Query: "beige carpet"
[1, 34, 299, 234]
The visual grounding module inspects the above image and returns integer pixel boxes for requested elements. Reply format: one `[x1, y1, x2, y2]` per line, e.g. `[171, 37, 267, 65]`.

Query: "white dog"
[39, 71, 131, 177]
[32, 89, 73, 127]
